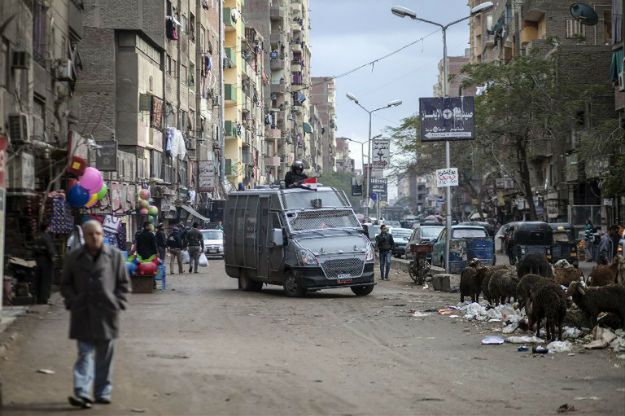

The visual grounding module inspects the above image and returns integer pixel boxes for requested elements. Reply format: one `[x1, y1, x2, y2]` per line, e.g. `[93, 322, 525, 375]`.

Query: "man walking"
[185, 222, 204, 273]
[166, 226, 184, 274]
[33, 223, 57, 304]
[61, 220, 130, 408]
[375, 225, 395, 281]
[155, 224, 167, 261]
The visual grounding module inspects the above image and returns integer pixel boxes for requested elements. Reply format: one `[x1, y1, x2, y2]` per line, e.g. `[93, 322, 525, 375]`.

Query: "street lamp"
[346, 93, 402, 218]
[391, 2, 494, 273]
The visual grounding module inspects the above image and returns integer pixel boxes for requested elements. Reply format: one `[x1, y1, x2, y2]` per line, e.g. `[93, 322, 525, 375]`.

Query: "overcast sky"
[310, 0, 473, 188]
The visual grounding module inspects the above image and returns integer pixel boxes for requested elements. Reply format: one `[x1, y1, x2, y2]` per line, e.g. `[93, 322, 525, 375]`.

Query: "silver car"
[200, 229, 224, 258]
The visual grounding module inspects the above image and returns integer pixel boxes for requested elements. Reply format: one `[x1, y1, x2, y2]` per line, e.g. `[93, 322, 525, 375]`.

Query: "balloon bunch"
[126, 254, 161, 277]
[67, 167, 108, 208]
[138, 188, 159, 224]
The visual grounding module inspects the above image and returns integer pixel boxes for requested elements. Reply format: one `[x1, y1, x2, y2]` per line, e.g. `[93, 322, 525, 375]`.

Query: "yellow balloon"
[85, 193, 98, 208]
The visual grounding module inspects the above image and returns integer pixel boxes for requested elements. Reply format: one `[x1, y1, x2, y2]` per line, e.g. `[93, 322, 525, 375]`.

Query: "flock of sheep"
[459, 254, 625, 342]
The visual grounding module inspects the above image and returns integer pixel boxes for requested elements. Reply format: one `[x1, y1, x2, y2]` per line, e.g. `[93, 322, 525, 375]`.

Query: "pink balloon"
[139, 189, 150, 200]
[139, 208, 149, 215]
[80, 167, 103, 193]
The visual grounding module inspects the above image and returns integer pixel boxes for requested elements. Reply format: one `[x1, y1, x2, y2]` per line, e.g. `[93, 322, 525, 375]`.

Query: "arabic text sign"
[369, 178, 388, 201]
[198, 160, 216, 192]
[436, 168, 459, 187]
[419, 97, 475, 142]
[371, 139, 390, 171]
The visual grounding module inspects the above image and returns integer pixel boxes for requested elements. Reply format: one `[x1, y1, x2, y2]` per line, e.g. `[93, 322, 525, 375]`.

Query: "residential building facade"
[310, 76, 336, 173]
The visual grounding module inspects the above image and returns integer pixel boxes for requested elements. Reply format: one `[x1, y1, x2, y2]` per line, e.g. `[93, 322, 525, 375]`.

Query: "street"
[0, 262, 624, 415]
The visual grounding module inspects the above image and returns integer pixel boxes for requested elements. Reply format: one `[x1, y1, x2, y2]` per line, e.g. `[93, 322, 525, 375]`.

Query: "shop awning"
[180, 204, 210, 223]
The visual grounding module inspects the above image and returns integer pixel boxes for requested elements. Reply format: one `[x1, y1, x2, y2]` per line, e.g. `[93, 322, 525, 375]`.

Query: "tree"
[461, 52, 607, 220]
[318, 171, 362, 211]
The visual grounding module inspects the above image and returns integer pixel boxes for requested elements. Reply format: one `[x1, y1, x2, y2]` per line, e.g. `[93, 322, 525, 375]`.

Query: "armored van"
[224, 186, 375, 297]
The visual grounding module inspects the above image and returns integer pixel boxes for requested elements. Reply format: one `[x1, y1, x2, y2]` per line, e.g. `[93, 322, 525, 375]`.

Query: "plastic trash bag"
[481, 336, 505, 345]
[181, 250, 190, 264]
[199, 253, 208, 267]
[506, 335, 544, 344]
[546, 340, 572, 353]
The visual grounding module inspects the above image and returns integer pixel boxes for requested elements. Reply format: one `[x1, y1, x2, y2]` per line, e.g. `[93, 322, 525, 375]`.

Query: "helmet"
[291, 160, 304, 174]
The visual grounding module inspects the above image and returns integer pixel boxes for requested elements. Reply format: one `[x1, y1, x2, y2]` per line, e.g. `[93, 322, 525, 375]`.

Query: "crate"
[131, 275, 154, 294]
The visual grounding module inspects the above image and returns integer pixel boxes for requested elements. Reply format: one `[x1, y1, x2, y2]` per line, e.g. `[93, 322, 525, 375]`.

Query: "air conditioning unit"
[8, 113, 29, 143]
[12, 51, 30, 69]
[619, 71, 625, 92]
[31, 115, 44, 140]
[56, 59, 74, 81]
[212, 95, 221, 107]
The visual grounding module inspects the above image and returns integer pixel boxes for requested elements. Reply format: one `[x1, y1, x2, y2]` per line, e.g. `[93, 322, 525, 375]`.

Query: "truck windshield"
[282, 190, 347, 210]
[288, 209, 360, 231]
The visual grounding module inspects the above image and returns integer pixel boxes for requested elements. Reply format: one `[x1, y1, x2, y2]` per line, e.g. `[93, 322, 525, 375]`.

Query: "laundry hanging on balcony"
[166, 16, 180, 40]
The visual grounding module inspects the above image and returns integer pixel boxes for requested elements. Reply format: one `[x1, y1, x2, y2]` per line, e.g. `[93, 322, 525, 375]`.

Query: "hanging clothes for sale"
[48, 193, 74, 234]
[166, 127, 175, 157]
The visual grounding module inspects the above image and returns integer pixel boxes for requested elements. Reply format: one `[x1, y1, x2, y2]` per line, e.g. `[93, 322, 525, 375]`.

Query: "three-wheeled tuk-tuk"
[549, 223, 578, 267]
[506, 221, 553, 265]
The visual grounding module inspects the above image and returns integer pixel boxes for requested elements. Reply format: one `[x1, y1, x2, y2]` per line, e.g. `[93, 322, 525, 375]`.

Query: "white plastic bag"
[199, 253, 208, 267]
[181, 249, 190, 264]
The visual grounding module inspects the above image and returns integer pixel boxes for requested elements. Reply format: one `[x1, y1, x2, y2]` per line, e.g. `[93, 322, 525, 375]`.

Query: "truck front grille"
[320, 257, 365, 279]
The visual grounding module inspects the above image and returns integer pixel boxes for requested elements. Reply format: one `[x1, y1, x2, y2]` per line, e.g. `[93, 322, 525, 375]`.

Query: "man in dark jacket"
[136, 222, 158, 260]
[185, 222, 204, 273]
[375, 225, 395, 281]
[33, 223, 57, 304]
[166, 225, 184, 274]
[61, 220, 130, 408]
[155, 224, 167, 261]
[284, 160, 307, 187]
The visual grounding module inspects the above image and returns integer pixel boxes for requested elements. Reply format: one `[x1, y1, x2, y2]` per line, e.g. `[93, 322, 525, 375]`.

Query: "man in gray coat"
[61, 220, 130, 408]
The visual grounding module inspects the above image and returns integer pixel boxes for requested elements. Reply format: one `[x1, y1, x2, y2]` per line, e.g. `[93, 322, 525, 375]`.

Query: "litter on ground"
[481, 336, 505, 345]
[506, 335, 544, 344]
[547, 340, 573, 353]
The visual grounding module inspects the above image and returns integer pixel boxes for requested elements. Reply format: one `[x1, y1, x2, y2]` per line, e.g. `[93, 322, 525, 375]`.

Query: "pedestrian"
[375, 225, 394, 281]
[135, 222, 158, 260]
[166, 226, 184, 274]
[584, 219, 594, 262]
[216, 221, 224, 231]
[598, 228, 616, 265]
[33, 223, 57, 304]
[67, 224, 84, 253]
[609, 224, 621, 259]
[185, 222, 204, 273]
[61, 220, 130, 409]
[155, 224, 167, 261]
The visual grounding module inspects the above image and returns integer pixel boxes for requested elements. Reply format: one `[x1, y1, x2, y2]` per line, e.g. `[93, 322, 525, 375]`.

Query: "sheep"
[481, 265, 509, 304]
[553, 263, 584, 287]
[460, 258, 486, 303]
[488, 266, 519, 305]
[516, 273, 552, 310]
[566, 281, 625, 329]
[526, 282, 567, 341]
[516, 253, 554, 279]
[588, 256, 621, 287]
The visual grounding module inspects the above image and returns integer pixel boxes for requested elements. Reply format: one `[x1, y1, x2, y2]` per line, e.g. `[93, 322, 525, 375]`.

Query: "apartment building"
[310, 76, 336, 173]
[432, 52, 476, 97]
[334, 137, 354, 174]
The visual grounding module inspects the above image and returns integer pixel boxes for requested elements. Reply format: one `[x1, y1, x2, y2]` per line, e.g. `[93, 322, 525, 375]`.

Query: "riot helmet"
[291, 160, 304, 174]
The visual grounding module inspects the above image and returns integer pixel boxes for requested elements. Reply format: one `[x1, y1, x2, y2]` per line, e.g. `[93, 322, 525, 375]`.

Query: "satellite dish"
[570, 3, 599, 26]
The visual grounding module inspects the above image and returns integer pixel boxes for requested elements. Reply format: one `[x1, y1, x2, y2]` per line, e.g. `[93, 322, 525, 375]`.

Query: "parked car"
[384, 220, 402, 228]
[506, 221, 553, 265]
[405, 224, 445, 261]
[388, 227, 413, 258]
[200, 229, 224, 258]
[432, 224, 495, 273]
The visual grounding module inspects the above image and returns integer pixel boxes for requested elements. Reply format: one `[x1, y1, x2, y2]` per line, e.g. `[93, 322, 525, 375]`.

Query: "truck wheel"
[351, 285, 374, 296]
[283, 271, 306, 297]
[238, 271, 263, 292]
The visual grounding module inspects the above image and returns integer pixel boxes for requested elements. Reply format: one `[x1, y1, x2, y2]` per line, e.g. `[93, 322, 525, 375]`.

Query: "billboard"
[419, 96, 475, 142]
[371, 139, 390, 171]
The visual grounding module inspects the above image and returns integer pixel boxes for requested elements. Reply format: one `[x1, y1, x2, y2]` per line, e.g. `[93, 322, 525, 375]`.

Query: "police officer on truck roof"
[285, 160, 308, 188]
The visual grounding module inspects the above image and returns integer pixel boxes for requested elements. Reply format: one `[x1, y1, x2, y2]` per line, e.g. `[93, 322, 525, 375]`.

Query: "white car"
[200, 229, 224, 258]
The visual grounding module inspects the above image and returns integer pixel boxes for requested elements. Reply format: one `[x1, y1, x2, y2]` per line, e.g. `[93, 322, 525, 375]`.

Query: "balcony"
[270, 6, 286, 21]
[520, 26, 539, 45]
[270, 57, 285, 70]
[291, 60, 303, 72]
[291, 42, 302, 53]
[271, 82, 286, 95]
[225, 84, 237, 103]
[270, 31, 287, 45]
[266, 127, 281, 140]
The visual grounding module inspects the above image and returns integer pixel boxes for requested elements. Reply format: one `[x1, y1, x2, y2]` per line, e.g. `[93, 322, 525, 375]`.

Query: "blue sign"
[419, 96, 475, 142]
[371, 192, 378, 201]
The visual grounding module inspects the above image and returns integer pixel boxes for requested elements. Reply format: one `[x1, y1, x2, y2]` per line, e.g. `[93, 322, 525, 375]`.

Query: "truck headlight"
[297, 248, 318, 265]
[365, 244, 374, 262]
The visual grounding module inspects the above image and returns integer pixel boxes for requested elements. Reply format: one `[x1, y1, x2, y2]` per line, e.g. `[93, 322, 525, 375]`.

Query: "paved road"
[0, 262, 623, 415]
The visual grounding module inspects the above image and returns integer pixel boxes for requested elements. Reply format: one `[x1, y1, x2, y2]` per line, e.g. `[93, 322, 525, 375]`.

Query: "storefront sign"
[436, 168, 459, 187]
[95, 140, 118, 172]
[198, 160, 216, 192]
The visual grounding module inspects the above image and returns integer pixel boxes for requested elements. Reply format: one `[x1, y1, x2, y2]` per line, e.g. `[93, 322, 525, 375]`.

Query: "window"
[1, 39, 9, 88]
[179, 110, 187, 132]
[565, 18, 586, 39]
[189, 109, 195, 134]
[180, 64, 187, 84]
[166, 54, 172, 75]
[181, 15, 188, 35]
[150, 150, 162, 179]
[189, 13, 195, 42]
[32, 2, 48, 64]
[200, 27, 206, 51]
[189, 63, 195, 86]
[452, 228, 487, 239]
